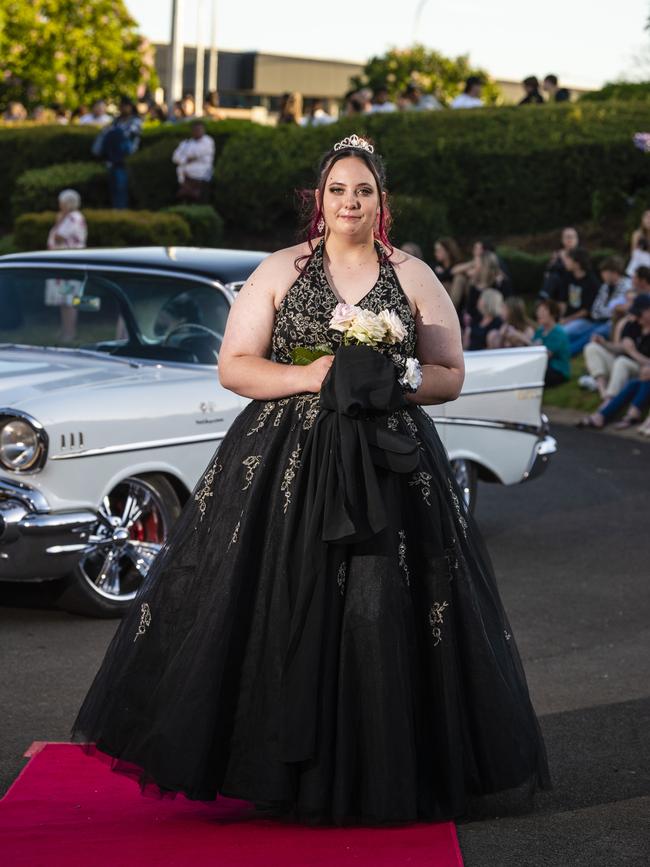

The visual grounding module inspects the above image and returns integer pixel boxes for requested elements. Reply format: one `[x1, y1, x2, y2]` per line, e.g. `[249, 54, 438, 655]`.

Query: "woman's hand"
[301, 354, 335, 392]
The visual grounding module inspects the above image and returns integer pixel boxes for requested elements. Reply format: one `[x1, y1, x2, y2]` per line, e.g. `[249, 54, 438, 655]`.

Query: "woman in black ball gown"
[71, 134, 551, 826]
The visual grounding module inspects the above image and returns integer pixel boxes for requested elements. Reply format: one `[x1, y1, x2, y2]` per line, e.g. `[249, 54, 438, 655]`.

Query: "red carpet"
[0, 743, 464, 866]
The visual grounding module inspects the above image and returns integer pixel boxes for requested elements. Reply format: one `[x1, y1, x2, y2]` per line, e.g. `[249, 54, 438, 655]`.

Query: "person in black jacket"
[519, 77, 544, 105]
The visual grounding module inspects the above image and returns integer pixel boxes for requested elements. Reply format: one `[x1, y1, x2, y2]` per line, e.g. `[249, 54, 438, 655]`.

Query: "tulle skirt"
[71, 393, 551, 826]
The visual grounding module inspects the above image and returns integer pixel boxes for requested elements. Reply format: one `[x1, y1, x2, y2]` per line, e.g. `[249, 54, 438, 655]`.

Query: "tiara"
[333, 133, 374, 154]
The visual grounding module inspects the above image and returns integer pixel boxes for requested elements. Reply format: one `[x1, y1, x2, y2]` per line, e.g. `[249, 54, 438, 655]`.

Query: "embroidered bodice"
[272, 239, 417, 364]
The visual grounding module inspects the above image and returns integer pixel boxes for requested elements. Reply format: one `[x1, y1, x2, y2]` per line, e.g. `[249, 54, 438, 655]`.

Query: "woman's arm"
[394, 255, 465, 405]
[218, 248, 333, 399]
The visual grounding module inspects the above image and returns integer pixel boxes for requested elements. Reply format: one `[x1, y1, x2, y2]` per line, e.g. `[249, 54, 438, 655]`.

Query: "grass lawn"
[542, 356, 602, 413]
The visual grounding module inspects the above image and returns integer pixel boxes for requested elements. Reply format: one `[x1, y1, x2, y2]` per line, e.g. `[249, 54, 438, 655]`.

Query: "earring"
[317, 217, 325, 232]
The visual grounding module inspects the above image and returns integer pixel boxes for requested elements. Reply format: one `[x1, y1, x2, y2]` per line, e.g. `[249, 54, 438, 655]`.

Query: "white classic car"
[0, 247, 556, 617]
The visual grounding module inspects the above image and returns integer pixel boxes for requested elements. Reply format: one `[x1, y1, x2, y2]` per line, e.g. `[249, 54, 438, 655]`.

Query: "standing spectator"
[181, 93, 196, 119]
[2, 101, 28, 121]
[204, 91, 225, 120]
[543, 74, 571, 102]
[451, 77, 484, 109]
[532, 299, 571, 387]
[171, 120, 216, 203]
[301, 99, 335, 126]
[433, 237, 463, 308]
[79, 100, 112, 126]
[519, 76, 544, 105]
[540, 226, 579, 298]
[582, 294, 650, 399]
[558, 247, 600, 354]
[463, 288, 504, 351]
[101, 97, 142, 209]
[487, 297, 536, 348]
[371, 85, 397, 113]
[277, 92, 303, 125]
[44, 189, 88, 343]
[400, 83, 442, 111]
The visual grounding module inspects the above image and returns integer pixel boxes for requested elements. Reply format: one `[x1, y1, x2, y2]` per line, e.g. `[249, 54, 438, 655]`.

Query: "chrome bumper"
[523, 415, 557, 482]
[0, 478, 96, 581]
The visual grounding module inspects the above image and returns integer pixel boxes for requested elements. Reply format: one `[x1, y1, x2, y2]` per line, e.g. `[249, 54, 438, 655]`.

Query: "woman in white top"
[45, 189, 88, 342]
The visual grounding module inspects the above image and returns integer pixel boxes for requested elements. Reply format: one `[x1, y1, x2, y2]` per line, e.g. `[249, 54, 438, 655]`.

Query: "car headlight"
[0, 413, 48, 473]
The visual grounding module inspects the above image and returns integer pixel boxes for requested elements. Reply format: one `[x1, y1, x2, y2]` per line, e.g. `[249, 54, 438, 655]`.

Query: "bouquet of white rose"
[290, 303, 423, 392]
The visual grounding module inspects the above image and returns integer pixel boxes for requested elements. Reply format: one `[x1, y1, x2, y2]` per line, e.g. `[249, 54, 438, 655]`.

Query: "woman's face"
[536, 304, 551, 326]
[434, 242, 447, 264]
[562, 228, 578, 250]
[472, 241, 484, 258]
[318, 156, 381, 240]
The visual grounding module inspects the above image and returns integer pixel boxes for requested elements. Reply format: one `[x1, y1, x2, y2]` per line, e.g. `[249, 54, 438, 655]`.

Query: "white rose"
[399, 357, 423, 392]
[378, 308, 407, 344]
[346, 308, 387, 344]
[329, 302, 361, 333]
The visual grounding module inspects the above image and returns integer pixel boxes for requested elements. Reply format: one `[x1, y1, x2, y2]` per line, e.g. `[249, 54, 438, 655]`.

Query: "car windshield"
[0, 267, 230, 364]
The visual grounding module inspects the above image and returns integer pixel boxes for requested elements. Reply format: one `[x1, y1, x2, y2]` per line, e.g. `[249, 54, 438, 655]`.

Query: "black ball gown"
[71, 238, 551, 826]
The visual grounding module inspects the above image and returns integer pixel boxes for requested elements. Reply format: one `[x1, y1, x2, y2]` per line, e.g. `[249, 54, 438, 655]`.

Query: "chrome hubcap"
[451, 459, 472, 510]
[77, 479, 168, 602]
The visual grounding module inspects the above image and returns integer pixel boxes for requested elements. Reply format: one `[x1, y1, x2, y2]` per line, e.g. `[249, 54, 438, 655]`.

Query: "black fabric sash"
[278, 345, 420, 762]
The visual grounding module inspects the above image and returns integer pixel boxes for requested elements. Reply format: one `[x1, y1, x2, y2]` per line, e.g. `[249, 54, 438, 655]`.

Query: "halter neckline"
[315, 238, 385, 308]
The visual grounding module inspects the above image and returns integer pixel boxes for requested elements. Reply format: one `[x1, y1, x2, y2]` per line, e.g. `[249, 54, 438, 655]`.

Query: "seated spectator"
[563, 255, 631, 355]
[401, 241, 423, 259]
[180, 93, 196, 119]
[540, 226, 579, 298]
[371, 85, 397, 113]
[172, 120, 216, 203]
[519, 76, 544, 105]
[582, 293, 650, 399]
[433, 237, 463, 307]
[301, 99, 335, 126]
[543, 74, 570, 102]
[578, 368, 650, 430]
[558, 247, 600, 354]
[79, 100, 112, 126]
[487, 297, 536, 348]
[464, 250, 513, 321]
[451, 77, 484, 109]
[344, 92, 365, 116]
[463, 288, 504, 351]
[626, 210, 650, 276]
[532, 299, 571, 387]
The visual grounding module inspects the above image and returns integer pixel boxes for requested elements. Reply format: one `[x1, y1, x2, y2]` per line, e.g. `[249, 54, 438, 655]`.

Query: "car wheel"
[450, 458, 478, 514]
[55, 474, 182, 618]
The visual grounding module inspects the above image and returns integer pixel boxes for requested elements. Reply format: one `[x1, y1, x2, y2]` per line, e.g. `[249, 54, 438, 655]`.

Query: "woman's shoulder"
[245, 240, 317, 307]
[389, 247, 439, 293]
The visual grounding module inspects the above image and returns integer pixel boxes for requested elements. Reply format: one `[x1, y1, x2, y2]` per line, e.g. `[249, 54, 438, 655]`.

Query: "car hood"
[0, 347, 195, 413]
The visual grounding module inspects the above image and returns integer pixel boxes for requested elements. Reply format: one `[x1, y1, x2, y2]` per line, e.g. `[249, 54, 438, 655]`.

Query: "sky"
[125, 0, 649, 89]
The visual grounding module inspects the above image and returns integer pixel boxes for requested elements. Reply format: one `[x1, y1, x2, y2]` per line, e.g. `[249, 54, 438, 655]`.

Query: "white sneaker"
[578, 374, 598, 391]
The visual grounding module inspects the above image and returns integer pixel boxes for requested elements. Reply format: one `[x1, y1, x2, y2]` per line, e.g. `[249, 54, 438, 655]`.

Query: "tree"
[349, 45, 502, 107]
[0, 0, 157, 111]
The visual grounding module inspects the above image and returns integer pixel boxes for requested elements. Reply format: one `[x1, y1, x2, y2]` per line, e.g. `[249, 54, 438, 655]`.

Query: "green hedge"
[162, 205, 225, 246]
[4, 104, 650, 239]
[11, 161, 108, 219]
[389, 194, 449, 252]
[213, 101, 650, 237]
[14, 209, 191, 251]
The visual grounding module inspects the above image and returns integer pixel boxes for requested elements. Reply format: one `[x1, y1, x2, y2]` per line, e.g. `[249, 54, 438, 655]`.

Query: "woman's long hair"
[295, 140, 393, 273]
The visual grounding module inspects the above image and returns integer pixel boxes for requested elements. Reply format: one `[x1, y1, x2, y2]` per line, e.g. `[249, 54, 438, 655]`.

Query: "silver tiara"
[333, 134, 374, 154]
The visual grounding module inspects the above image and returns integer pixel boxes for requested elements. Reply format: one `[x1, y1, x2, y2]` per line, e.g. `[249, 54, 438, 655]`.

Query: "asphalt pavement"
[1, 423, 648, 866]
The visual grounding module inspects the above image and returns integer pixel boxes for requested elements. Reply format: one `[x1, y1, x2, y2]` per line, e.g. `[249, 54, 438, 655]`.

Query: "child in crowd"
[487, 297, 536, 349]
[532, 299, 571, 387]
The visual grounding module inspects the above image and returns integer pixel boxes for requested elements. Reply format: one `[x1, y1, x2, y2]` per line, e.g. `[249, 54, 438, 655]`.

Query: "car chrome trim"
[0, 408, 49, 473]
[432, 416, 544, 436]
[0, 477, 49, 512]
[49, 431, 227, 460]
[459, 382, 544, 396]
